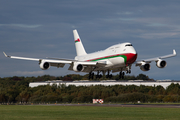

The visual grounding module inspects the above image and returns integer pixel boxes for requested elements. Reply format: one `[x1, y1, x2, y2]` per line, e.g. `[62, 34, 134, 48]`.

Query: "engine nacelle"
[73, 63, 84, 72]
[140, 63, 151, 71]
[156, 59, 167, 68]
[39, 61, 50, 70]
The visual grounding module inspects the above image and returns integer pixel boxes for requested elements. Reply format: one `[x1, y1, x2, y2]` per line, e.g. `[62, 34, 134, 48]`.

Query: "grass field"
[0, 105, 180, 120]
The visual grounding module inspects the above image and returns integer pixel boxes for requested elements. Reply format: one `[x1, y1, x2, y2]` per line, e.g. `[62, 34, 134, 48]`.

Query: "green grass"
[0, 105, 180, 120]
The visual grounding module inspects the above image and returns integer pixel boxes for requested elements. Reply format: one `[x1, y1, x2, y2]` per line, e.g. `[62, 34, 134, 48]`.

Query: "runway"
[35, 103, 180, 108]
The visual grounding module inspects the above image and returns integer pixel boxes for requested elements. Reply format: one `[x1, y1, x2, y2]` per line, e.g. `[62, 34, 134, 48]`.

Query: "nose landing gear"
[126, 70, 131, 74]
[119, 68, 131, 79]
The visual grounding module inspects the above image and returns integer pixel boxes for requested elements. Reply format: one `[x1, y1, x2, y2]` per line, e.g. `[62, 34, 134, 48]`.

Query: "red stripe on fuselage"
[125, 53, 137, 64]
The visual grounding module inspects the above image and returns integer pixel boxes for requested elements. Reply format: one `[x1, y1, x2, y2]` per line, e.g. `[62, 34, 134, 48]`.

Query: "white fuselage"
[75, 42, 137, 69]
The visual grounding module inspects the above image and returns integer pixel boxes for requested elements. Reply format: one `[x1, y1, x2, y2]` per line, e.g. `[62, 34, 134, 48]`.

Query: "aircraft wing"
[3, 52, 40, 61]
[3, 52, 72, 68]
[135, 49, 176, 65]
[3, 52, 106, 70]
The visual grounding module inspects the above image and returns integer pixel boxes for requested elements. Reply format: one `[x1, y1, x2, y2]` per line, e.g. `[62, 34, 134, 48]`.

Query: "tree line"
[0, 74, 180, 104]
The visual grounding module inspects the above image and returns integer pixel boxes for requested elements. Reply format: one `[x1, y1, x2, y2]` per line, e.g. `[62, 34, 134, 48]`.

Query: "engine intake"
[140, 63, 151, 71]
[73, 63, 84, 72]
[156, 59, 167, 68]
[39, 61, 50, 70]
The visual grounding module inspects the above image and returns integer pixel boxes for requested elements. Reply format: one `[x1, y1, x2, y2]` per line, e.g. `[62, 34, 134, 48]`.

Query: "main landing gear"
[89, 69, 131, 80]
[88, 71, 103, 80]
[88, 71, 112, 80]
[119, 71, 125, 79]
[96, 71, 102, 79]
[106, 70, 112, 79]
[88, 72, 94, 80]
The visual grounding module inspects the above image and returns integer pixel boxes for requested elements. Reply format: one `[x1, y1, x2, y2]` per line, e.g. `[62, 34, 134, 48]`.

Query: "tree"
[136, 74, 149, 80]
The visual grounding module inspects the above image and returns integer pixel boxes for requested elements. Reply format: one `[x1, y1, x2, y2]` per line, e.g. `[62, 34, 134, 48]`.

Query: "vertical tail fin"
[73, 29, 87, 56]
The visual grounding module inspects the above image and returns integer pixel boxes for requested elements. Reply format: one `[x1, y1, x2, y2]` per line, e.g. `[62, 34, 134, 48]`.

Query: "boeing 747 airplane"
[3, 29, 177, 79]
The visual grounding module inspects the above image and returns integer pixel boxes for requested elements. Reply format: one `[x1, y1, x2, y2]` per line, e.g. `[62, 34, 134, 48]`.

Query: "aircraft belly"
[109, 57, 125, 66]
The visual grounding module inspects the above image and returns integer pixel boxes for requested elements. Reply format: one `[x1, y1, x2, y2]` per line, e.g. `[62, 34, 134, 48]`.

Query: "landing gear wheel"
[96, 74, 102, 79]
[106, 70, 112, 79]
[106, 74, 112, 79]
[119, 72, 122, 79]
[122, 72, 125, 79]
[119, 71, 125, 79]
[109, 74, 112, 79]
[106, 75, 108, 78]
[126, 70, 131, 74]
[96, 75, 99, 79]
[89, 72, 94, 80]
[91, 72, 94, 79]
[99, 74, 102, 78]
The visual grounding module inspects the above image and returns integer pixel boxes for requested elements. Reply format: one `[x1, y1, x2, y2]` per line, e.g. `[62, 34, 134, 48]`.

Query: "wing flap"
[46, 57, 76, 61]
[50, 63, 65, 68]
[44, 59, 72, 64]
[68, 61, 107, 73]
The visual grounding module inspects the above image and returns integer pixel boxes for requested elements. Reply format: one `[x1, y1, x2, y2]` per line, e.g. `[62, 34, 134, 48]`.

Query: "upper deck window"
[125, 44, 132, 47]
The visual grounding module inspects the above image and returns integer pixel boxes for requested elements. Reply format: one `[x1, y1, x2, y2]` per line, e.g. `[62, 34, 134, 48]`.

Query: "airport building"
[29, 80, 180, 89]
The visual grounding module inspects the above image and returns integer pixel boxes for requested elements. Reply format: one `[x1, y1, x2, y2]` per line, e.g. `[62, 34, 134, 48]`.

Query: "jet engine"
[140, 62, 151, 71]
[39, 61, 50, 70]
[156, 59, 167, 68]
[73, 63, 84, 72]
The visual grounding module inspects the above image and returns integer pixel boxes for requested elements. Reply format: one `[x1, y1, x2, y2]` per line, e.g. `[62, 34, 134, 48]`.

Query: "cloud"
[117, 12, 133, 15]
[139, 32, 178, 39]
[147, 23, 167, 27]
[43, 44, 57, 48]
[0, 24, 42, 28]
[119, 18, 136, 21]
[102, 18, 136, 23]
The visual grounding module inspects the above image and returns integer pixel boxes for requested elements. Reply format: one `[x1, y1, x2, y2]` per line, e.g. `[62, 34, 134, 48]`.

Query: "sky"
[0, 0, 180, 80]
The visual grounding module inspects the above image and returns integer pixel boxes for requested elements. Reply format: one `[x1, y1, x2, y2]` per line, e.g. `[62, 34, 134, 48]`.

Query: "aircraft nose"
[131, 48, 137, 54]
[126, 53, 137, 64]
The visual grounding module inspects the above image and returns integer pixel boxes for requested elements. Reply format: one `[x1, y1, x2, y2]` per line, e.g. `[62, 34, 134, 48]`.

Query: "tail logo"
[75, 38, 80, 43]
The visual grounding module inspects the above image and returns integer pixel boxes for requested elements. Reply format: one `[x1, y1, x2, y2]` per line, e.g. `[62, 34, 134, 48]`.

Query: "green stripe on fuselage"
[89, 55, 127, 64]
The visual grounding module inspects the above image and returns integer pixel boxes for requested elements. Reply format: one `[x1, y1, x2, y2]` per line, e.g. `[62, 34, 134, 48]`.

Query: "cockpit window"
[125, 44, 132, 47]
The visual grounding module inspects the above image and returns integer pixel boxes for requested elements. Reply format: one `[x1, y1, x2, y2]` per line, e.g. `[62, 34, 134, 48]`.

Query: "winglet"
[173, 49, 176, 56]
[3, 52, 9, 57]
[159, 49, 177, 59]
